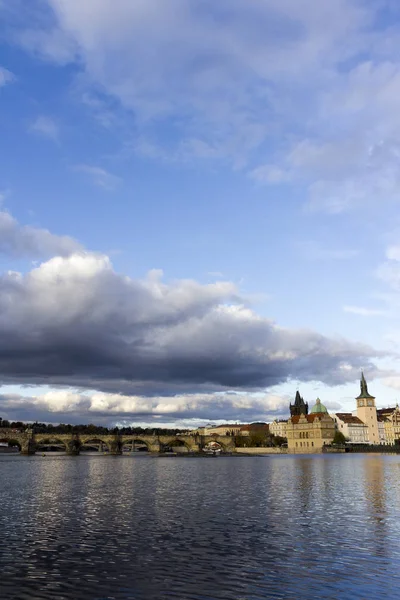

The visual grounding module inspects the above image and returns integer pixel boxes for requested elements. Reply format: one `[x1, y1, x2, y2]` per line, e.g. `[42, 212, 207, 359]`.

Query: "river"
[1, 453, 400, 599]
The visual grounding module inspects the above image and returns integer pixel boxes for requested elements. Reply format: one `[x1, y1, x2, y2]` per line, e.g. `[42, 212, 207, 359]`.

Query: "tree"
[271, 435, 287, 447]
[234, 435, 248, 448]
[333, 430, 347, 445]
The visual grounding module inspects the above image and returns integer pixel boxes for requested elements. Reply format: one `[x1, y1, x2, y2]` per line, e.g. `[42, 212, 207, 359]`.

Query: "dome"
[310, 398, 328, 414]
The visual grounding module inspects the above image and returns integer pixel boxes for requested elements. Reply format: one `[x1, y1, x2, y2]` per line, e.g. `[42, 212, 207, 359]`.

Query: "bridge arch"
[35, 437, 68, 452]
[161, 437, 194, 452]
[0, 437, 21, 451]
[121, 438, 151, 452]
[203, 439, 226, 452]
[79, 437, 111, 452]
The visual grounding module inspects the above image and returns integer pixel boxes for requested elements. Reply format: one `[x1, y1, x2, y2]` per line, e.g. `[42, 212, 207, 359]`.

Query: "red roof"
[290, 413, 329, 424]
[335, 413, 365, 425]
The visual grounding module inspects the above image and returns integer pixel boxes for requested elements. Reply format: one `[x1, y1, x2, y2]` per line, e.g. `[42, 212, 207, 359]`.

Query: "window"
[312, 442, 314, 447]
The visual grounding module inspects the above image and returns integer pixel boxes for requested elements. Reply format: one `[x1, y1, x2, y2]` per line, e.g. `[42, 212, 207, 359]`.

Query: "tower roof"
[310, 397, 328, 414]
[356, 372, 375, 399]
[294, 390, 304, 405]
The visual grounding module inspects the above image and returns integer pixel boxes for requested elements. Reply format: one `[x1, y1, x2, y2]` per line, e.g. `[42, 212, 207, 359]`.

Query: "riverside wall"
[234, 447, 287, 455]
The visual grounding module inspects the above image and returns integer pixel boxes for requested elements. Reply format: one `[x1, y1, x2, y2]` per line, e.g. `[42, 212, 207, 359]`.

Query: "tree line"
[0, 417, 188, 437]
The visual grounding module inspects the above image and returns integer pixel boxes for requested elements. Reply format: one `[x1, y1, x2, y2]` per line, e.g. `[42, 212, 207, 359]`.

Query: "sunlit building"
[286, 398, 335, 453]
[331, 413, 368, 444]
[355, 373, 380, 445]
[378, 405, 400, 445]
[269, 419, 287, 438]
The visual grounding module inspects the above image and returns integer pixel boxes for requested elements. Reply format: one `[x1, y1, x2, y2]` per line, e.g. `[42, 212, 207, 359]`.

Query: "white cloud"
[377, 247, 400, 293]
[73, 164, 121, 190]
[386, 245, 400, 261]
[0, 387, 291, 424]
[250, 164, 289, 184]
[0, 66, 14, 87]
[343, 305, 387, 317]
[0, 209, 83, 258]
[30, 115, 59, 141]
[296, 241, 359, 261]
[380, 377, 400, 392]
[10, 0, 375, 173]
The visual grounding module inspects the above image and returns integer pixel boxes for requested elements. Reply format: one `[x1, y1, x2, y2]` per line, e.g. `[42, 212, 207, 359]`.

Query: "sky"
[1, 0, 400, 428]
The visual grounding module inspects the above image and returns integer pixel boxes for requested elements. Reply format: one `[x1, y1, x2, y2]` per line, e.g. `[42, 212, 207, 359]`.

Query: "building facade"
[331, 413, 369, 444]
[287, 399, 335, 453]
[378, 405, 400, 445]
[195, 423, 269, 437]
[269, 420, 287, 438]
[378, 417, 387, 444]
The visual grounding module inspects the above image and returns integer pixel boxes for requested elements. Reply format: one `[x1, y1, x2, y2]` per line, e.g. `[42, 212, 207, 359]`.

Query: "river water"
[1, 453, 400, 600]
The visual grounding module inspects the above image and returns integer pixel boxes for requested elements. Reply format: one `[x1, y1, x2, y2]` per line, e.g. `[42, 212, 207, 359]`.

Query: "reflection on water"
[1, 454, 400, 599]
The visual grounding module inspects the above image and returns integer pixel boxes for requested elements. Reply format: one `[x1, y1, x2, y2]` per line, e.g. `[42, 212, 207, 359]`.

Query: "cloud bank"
[9, 0, 400, 211]
[0, 209, 388, 423]
[0, 234, 385, 422]
[0, 389, 291, 426]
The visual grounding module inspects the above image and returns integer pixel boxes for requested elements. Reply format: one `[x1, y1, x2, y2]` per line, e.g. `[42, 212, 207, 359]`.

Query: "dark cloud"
[0, 252, 385, 401]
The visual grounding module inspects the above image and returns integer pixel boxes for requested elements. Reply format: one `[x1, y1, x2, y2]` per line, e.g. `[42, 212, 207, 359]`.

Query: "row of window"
[295, 441, 314, 448]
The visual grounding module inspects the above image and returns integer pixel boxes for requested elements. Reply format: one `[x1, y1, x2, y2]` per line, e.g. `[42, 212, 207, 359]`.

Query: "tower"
[356, 372, 379, 445]
[290, 390, 308, 417]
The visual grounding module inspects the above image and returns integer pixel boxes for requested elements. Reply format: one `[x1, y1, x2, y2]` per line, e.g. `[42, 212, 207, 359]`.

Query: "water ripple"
[1, 454, 400, 599]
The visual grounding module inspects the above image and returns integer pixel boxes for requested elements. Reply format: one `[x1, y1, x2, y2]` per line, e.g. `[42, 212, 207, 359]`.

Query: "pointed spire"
[356, 371, 375, 399]
[361, 371, 368, 395]
[290, 389, 309, 416]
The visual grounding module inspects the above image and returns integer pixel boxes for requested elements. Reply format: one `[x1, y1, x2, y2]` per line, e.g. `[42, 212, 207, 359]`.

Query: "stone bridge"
[0, 429, 236, 455]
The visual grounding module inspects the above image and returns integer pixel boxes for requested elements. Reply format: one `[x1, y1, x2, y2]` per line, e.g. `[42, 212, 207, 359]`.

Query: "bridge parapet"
[0, 431, 237, 455]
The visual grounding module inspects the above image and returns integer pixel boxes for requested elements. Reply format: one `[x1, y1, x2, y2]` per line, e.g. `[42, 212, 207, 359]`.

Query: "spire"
[361, 371, 367, 395]
[290, 390, 309, 416]
[356, 371, 375, 399]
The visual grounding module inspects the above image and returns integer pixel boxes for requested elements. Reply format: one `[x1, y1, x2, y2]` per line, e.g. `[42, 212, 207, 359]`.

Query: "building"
[331, 413, 369, 444]
[377, 417, 387, 445]
[378, 405, 400, 445]
[389, 406, 400, 444]
[290, 390, 308, 417]
[356, 372, 380, 445]
[195, 424, 243, 436]
[287, 398, 335, 453]
[195, 423, 268, 437]
[239, 423, 269, 437]
[269, 419, 287, 439]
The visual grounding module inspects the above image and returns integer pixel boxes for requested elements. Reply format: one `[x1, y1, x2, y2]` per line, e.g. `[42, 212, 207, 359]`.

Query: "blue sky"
[1, 0, 400, 427]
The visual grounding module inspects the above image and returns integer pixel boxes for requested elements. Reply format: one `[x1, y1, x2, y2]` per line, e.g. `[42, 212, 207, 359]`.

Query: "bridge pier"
[66, 440, 80, 456]
[20, 440, 36, 455]
[19, 429, 36, 455]
[110, 440, 122, 455]
[148, 443, 161, 453]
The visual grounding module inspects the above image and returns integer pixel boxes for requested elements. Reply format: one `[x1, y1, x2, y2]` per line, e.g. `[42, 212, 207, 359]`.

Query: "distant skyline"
[1, 1, 400, 427]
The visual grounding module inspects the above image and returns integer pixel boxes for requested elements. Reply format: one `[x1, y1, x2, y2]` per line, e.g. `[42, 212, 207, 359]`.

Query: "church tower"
[290, 390, 308, 417]
[356, 372, 379, 445]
